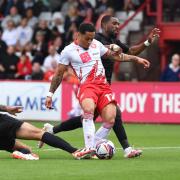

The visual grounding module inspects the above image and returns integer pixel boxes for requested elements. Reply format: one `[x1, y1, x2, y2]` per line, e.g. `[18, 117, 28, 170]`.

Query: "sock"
[82, 112, 95, 148]
[94, 123, 112, 146]
[53, 116, 82, 133]
[16, 148, 31, 154]
[113, 106, 130, 149]
[41, 132, 77, 153]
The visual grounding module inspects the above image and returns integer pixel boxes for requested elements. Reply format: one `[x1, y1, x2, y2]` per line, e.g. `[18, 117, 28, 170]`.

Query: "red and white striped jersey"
[58, 39, 108, 84]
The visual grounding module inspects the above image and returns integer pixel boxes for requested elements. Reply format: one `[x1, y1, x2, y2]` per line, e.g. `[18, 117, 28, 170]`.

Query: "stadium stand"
[0, 0, 179, 82]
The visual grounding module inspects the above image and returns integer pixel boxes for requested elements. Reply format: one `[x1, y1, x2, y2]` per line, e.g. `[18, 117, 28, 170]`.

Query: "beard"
[108, 30, 117, 39]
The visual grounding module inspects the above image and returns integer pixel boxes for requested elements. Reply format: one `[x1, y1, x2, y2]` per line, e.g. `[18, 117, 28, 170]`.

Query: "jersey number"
[105, 93, 115, 102]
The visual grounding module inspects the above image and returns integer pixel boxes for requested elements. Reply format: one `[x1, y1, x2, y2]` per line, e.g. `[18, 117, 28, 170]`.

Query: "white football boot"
[12, 151, 39, 160]
[72, 148, 96, 160]
[124, 147, 142, 158]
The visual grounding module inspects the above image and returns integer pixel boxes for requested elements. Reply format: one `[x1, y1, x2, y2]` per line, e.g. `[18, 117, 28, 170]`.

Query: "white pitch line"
[33, 146, 180, 152]
[1, 146, 179, 153]
[138, 146, 180, 150]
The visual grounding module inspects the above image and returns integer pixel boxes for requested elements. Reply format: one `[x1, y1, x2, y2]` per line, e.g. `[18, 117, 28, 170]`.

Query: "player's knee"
[36, 130, 45, 140]
[83, 111, 94, 120]
[30, 129, 44, 140]
[81, 99, 95, 114]
[105, 113, 116, 126]
[103, 119, 115, 128]
[83, 107, 95, 115]
[108, 118, 115, 126]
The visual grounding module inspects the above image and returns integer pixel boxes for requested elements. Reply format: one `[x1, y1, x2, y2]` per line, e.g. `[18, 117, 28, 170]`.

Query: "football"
[95, 139, 115, 159]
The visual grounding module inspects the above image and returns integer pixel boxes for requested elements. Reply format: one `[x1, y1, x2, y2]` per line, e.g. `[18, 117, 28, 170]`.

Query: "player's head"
[78, 23, 95, 50]
[101, 15, 120, 38]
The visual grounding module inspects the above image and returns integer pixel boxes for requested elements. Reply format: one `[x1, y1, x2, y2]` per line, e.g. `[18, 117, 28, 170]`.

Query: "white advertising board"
[0, 81, 61, 121]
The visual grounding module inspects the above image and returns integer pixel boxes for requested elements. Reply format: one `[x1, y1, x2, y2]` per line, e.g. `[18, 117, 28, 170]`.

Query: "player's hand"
[109, 44, 122, 55]
[45, 96, 53, 109]
[7, 106, 23, 116]
[148, 28, 161, 43]
[136, 57, 150, 68]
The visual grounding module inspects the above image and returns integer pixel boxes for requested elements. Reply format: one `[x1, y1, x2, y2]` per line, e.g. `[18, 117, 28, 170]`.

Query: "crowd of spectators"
[160, 54, 180, 82]
[1, 0, 178, 82]
[0, 0, 141, 82]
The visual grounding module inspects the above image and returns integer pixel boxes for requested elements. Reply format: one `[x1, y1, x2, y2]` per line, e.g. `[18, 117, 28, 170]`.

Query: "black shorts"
[0, 114, 23, 151]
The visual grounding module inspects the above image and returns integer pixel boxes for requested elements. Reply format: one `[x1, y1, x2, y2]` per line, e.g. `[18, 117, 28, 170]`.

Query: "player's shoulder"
[92, 39, 103, 46]
[61, 42, 76, 54]
[63, 42, 75, 50]
[93, 38, 100, 43]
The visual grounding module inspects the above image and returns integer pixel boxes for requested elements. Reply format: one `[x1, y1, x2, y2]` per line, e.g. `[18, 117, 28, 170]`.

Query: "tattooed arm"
[49, 64, 67, 93]
[45, 63, 67, 109]
[103, 51, 150, 69]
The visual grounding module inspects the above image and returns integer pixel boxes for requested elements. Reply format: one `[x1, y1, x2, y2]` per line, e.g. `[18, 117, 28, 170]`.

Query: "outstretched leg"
[16, 122, 77, 153]
[40, 106, 142, 158]
[38, 116, 83, 148]
[15, 122, 95, 160]
[51, 106, 131, 150]
[53, 116, 82, 133]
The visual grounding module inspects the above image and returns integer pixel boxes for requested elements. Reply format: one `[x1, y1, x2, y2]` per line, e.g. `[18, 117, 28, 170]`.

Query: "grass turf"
[0, 123, 180, 180]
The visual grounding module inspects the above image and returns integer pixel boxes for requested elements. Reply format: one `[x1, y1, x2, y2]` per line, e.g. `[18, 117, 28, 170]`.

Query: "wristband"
[47, 92, 53, 98]
[144, 40, 151, 47]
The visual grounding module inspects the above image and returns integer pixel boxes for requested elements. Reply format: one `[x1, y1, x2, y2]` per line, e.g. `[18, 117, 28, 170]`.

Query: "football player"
[0, 104, 95, 160]
[39, 16, 160, 158]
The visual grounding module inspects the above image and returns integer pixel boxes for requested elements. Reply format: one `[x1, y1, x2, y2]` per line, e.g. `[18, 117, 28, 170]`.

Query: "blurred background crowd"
[0, 0, 179, 82]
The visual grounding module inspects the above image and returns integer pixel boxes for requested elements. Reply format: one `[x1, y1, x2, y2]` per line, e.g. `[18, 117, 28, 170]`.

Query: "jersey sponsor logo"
[79, 52, 91, 63]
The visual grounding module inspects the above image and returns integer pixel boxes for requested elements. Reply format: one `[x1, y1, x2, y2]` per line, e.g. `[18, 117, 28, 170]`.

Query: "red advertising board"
[61, 82, 180, 124]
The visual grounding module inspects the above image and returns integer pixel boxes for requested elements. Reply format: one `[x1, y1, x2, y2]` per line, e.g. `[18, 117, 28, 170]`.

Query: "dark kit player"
[0, 105, 95, 160]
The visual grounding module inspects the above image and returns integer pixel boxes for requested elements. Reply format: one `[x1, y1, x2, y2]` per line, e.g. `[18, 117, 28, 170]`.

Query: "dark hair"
[101, 15, 112, 27]
[78, 23, 95, 34]
[21, 50, 26, 56]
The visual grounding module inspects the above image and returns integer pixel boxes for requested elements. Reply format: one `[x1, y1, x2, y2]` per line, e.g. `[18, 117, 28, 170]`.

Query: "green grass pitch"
[0, 122, 180, 180]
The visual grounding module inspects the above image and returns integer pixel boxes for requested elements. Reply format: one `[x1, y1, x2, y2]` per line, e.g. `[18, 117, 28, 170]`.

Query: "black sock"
[41, 132, 77, 153]
[53, 116, 82, 134]
[7, 148, 30, 154]
[17, 148, 31, 154]
[113, 106, 130, 149]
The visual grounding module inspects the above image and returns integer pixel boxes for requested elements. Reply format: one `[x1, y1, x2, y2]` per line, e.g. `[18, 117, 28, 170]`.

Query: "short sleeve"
[58, 48, 70, 65]
[96, 40, 108, 57]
